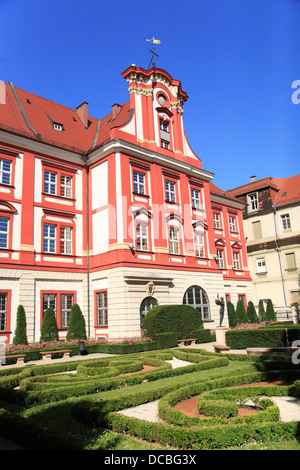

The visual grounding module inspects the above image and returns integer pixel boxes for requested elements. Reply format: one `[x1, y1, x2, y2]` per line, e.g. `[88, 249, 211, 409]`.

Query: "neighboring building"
[227, 175, 300, 320]
[0, 65, 252, 343]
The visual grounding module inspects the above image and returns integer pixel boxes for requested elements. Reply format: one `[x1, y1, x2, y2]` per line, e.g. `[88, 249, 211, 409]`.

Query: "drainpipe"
[84, 158, 91, 337]
[272, 192, 288, 311]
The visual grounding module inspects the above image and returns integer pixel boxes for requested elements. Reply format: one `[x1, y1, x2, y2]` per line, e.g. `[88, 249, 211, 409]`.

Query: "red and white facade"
[0, 66, 252, 343]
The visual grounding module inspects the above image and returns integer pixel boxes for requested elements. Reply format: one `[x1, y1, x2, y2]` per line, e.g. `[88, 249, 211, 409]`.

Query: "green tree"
[40, 307, 59, 342]
[66, 304, 87, 340]
[258, 300, 266, 322]
[13, 305, 28, 345]
[247, 301, 259, 323]
[236, 300, 248, 324]
[266, 299, 276, 321]
[227, 301, 237, 328]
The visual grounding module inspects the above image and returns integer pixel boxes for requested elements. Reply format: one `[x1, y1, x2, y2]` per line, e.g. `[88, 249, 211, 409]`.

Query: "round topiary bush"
[142, 304, 203, 340]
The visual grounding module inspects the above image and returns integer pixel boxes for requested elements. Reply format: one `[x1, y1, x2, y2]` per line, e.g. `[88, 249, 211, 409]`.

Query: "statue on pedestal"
[215, 294, 225, 327]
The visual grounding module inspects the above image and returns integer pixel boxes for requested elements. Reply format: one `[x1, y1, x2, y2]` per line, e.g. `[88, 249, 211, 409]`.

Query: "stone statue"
[215, 294, 225, 326]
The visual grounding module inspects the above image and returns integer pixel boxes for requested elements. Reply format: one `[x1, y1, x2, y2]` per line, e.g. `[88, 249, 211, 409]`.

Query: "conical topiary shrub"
[258, 300, 266, 322]
[227, 301, 237, 328]
[40, 307, 59, 342]
[236, 300, 248, 324]
[66, 304, 87, 340]
[266, 299, 276, 321]
[247, 301, 259, 323]
[13, 305, 28, 345]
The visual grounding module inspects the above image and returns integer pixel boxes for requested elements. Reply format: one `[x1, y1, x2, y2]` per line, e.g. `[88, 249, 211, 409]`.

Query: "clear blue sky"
[0, 0, 299, 189]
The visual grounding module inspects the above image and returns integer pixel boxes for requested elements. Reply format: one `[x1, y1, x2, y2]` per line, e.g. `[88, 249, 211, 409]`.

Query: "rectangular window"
[133, 171, 145, 195]
[169, 227, 179, 254]
[44, 170, 57, 195]
[256, 257, 266, 273]
[238, 294, 246, 306]
[252, 220, 262, 239]
[0, 293, 7, 332]
[249, 193, 258, 211]
[60, 293, 73, 328]
[191, 189, 201, 209]
[0, 217, 8, 249]
[136, 222, 148, 251]
[60, 226, 72, 254]
[195, 232, 204, 257]
[233, 251, 240, 270]
[43, 224, 56, 253]
[229, 216, 236, 232]
[165, 180, 176, 203]
[216, 249, 224, 268]
[160, 120, 170, 149]
[213, 212, 221, 229]
[96, 291, 108, 327]
[60, 174, 72, 198]
[43, 293, 57, 315]
[0, 159, 11, 185]
[281, 214, 291, 231]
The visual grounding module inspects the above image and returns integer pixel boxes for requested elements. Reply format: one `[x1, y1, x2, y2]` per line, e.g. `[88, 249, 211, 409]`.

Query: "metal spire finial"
[146, 37, 161, 69]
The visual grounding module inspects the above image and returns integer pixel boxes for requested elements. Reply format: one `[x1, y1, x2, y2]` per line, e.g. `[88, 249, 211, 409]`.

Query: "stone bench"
[213, 344, 230, 353]
[178, 338, 197, 346]
[1, 354, 26, 366]
[39, 349, 72, 361]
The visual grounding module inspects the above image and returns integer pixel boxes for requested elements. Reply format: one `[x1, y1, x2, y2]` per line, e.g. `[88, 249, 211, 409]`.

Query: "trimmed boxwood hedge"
[226, 326, 300, 349]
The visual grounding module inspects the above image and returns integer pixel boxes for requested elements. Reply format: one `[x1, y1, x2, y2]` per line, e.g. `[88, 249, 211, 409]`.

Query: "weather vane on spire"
[146, 37, 161, 69]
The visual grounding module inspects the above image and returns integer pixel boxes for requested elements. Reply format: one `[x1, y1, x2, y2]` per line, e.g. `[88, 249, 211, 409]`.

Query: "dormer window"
[53, 123, 63, 132]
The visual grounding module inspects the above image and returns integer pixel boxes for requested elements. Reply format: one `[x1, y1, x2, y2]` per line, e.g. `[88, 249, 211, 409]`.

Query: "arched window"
[183, 285, 210, 320]
[140, 297, 158, 326]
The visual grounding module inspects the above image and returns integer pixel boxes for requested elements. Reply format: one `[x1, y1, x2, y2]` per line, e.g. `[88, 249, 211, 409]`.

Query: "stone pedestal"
[215, 327, 229, 345]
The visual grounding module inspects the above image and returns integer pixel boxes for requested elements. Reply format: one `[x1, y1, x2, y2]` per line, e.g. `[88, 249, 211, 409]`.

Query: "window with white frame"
[96, 291, 108, 327]
[191, 188, 201, 209]
[60, 174, 72, 198]
[165, 180, 176, 203]
[0, 159, 11, 185]
[195, 232, 204, 258]
[0, 293, 7, 332]
[229, 216, 237, 232]
[0, 217, 8, 249]
[43, 224, 56, 253]
[256, 257, 266, 273]
[133, 171, 145, 195]
[59, 226, 72, 254]
[136, 222, 148, 251]
[233, 251, 240, 270]
[42, 293, 57, 315]
[249, 193, 258, 211]
[44, 170, 56, 195]
[169, 227, 179, 254]
[281, 214, 291, 231]
[60, 293, 73, 328]
[213, 212, 221, 229]
[216, 249, 224, 268]
[160, 119, 170, 149]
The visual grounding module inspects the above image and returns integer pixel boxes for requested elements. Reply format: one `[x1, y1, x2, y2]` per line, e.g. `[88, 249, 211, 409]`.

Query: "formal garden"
[0, 301, 300, 450]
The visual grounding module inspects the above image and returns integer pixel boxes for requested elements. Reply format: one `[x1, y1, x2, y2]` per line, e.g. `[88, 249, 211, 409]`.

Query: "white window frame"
[256, 257, 266, 274]
[216, 249, 224, 268]
[136, 222, 148, 251]
[60, 293, 73, 328]
[0, 217, 8, 249]
[44, 170, 57, 195]
[213, 212, 221, 229]
[233, 251, 240, 270]
[0, 159, 11, 185]
[96, 291, 108, 327]
[133, 171, 145, 195]
[169, 227, 179, 254]
[191, 188, 201, 209]
[195, 232, 204, 258]
[165, 180, 176, 203]
[0, 292, 7, 332]
[43, 224, 56, 253]
[281, 214, 291, 231]
[60, 174, 72, 198]
[249, 193, 258, 211]
[229, 216, 236, 232]
[60, 226, 72, 255]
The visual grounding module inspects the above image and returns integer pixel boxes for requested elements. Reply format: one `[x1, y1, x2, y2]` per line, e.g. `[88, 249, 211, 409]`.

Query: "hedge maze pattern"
[0, 348, 300, 450]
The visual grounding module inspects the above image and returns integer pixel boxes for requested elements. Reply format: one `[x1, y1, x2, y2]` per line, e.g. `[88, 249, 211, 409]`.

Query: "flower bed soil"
[173, 381, 290, 418]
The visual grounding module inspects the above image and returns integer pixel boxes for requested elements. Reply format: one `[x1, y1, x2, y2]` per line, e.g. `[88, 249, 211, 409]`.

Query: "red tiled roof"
[227, 175, 300, 207]
[0, 82, 131, 154]
[209, 182, 243, 204]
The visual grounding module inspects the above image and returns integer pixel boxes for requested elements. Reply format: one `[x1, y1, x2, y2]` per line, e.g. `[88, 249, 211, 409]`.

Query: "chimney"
[76, 102, 88, 128]
[250, 175, 257, 182]
[112, 103, 121, 120]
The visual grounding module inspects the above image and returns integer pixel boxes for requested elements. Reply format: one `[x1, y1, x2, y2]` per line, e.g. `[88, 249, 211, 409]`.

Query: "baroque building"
[0, 65, 252, 343]
[227, 174, 300, 320]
